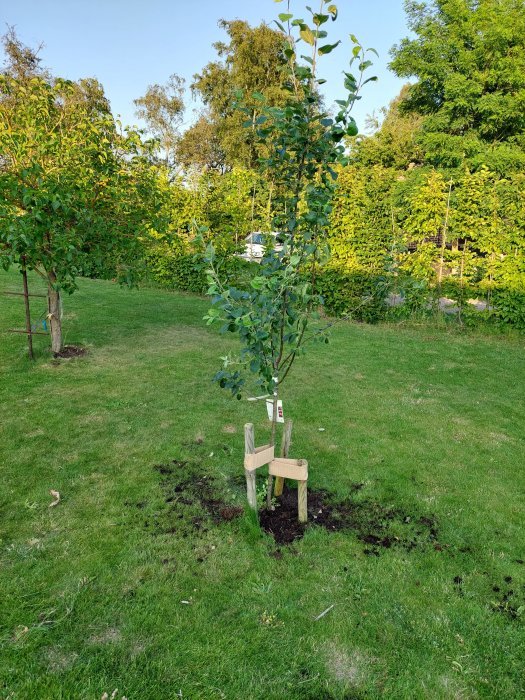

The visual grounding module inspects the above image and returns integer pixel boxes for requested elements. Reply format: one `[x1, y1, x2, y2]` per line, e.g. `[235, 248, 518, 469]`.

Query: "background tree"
[389, 0, 525, 174]
[134, 73, 185, 173]
[355, 85, 424, 169]
[183, 19, 289, 169]
[177, 114, 225, 172]
[0, 33, 162, 354]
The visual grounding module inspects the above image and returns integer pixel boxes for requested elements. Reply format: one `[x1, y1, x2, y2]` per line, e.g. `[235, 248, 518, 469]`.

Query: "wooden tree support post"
[274, 419, 293, 498]
[269, 458, 308, 524]
[244, 423, 257, 512]
[243, 424, 307, 523]
[298, 480, 307, 523]
[21, 262, 34, 360]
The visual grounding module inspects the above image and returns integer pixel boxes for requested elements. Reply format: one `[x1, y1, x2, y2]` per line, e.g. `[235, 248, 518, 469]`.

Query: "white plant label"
[266, 399, 284, 423]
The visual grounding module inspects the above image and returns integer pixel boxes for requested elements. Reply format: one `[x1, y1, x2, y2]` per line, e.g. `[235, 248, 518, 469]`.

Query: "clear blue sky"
[1, 0, 410, 134]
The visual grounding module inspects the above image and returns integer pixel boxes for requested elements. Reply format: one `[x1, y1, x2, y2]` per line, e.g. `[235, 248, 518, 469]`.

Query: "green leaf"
[318, 40, 341, 55]
[350, 33, 359, 44]
[327, 4, 338, 20]
[278, 12, 293, 21]
[299, 24, 315, 45]
[359, 60, 373, 72]
[313, 13, 329, 26]
[346, 119, 358, 137]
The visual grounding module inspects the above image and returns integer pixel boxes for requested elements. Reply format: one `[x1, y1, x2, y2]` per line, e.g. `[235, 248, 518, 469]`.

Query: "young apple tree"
[204, 2, 376, 476]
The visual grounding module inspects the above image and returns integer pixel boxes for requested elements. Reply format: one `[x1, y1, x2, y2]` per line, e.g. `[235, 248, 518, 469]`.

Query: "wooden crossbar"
[244, 444, 275, 471]
[7, 329, 49, 336]
[269, 458, 308, 481]
[4, 291, 47, 298]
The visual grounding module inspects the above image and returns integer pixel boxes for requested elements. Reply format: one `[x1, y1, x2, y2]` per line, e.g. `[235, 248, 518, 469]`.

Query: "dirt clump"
[53, 345, 87, 359]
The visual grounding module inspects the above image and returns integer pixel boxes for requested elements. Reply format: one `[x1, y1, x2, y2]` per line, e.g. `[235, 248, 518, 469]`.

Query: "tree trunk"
[274, 419, 293, 497]
[267, 383, 279, 510]
[47, 271, 62, 354]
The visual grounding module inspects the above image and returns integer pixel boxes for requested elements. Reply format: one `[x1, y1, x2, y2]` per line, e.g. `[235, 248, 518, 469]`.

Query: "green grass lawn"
[1, 268, 524, 700]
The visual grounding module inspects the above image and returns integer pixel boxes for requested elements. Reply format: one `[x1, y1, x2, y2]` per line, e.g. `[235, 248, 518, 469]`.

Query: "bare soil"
[53, 345, 87, 359]
[259, 484, 441, 549]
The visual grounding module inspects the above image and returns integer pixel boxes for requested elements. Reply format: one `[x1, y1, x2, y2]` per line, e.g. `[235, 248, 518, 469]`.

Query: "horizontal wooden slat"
[269, 458, 308, 481]
[244, 444, 275, 471]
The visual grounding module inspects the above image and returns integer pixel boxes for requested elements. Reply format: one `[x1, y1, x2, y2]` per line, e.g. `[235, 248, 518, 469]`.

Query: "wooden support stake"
[298, 480, 308, 523]
[274, 419, 293, 497]
[266, 474, 274, 510]
[244, 423, 257, 512]
[21, 262, 34, 360]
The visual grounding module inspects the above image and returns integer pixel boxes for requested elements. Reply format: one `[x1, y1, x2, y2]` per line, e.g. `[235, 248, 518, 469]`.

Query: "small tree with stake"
[204, 1, 376, 506]
[0, 33, 162, 356]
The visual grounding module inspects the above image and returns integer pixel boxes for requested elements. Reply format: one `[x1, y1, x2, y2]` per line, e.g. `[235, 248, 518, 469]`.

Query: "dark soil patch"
[53, 345, 87, 359]
[490, 575, 525, 621]
[259, 485, 441, 551]
[152, 460, 443, 556]
[153, 460, 243, 535]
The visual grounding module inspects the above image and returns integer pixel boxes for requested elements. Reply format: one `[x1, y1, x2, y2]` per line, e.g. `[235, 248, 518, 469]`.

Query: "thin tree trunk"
[274, 419, 293, 497]
[47, 271, 62, 355]
[267, 389, 278, 510]
[438, 180, 453, 291]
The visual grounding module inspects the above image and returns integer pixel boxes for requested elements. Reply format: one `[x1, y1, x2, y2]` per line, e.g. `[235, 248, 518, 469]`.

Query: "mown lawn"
[1, 268, 524, 700]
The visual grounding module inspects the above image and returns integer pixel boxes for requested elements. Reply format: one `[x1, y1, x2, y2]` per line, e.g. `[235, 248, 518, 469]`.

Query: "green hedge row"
[143, 249, 525, 331]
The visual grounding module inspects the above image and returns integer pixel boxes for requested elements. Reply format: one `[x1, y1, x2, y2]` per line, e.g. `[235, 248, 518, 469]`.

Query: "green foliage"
[205, 1, 376, 413]
[134, 73, 185, 172]
[145, 246, 256, 295]
[491, 289, 525, 331]
[329, 165, 397, 271]
[315, 268, 389, 322]
[0, 76, 160, 286]
[184, 19, 290, 170]
[389, 0, 525, 174]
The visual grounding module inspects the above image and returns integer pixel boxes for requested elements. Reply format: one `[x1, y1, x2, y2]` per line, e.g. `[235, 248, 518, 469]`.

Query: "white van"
[240, 232, 283, 261]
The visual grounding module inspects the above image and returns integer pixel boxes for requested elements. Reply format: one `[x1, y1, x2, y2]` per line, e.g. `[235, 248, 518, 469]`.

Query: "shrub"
[145, 244, 257, 294]
[315, 268, 390, 322]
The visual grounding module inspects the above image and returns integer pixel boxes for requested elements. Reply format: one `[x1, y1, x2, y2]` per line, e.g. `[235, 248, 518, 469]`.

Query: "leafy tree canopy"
[134, 73, 185, 173]
[389, 0, 525, 173]
[184, 19, 290, 169]
[0, 32, 163, 352]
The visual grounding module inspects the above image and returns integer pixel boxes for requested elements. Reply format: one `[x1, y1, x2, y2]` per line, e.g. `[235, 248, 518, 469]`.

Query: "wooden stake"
[274, 419, 293, 497]
[244, 423, 257, 512]
[21, 260, 33, 360]
[298, 480, 307, 523]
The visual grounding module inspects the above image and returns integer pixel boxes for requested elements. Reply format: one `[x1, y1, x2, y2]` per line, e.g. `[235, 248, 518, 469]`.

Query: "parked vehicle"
[239, 232, 283, 261]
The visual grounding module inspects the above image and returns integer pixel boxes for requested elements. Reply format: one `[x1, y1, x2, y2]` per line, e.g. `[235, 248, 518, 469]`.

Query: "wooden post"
[21, 259, 34, 360]
[244, 423, 257, 512]
[298, 480, 307, 523]
[274, 419, 292, 497]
